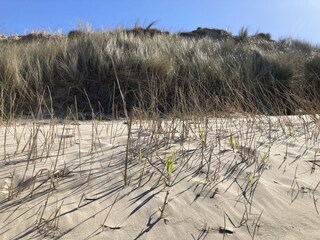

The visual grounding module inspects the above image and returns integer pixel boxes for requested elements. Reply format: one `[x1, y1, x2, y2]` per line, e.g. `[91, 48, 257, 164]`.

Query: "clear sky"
[0, 0, 319, 44]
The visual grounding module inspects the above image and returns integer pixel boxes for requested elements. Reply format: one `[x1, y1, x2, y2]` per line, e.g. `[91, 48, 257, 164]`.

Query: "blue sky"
[0, 0, 319, 44]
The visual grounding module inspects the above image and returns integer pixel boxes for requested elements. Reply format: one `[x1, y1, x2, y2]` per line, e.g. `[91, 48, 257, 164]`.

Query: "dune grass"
[0, 27, 320, 120]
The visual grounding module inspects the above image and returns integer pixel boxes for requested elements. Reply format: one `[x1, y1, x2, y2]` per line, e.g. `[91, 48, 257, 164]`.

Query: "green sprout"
[198, 127, 206, 142]
[248, 174, 260, 184]
[229, 133, 238, 151]
[139, 148, 143, 163]
[248, 175, 255, 184]
[165, 151, 175, 176]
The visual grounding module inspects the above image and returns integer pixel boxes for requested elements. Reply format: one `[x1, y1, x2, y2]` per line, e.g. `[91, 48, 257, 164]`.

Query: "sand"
[0, 115, 319, 239]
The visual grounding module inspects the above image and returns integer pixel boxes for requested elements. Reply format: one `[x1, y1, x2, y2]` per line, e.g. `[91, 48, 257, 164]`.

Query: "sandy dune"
[0, 115, 320, 239]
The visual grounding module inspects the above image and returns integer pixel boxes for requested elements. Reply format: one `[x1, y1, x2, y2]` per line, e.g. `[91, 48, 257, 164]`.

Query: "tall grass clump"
[305, 55, 320, 100]
[0, 27, 320, 119]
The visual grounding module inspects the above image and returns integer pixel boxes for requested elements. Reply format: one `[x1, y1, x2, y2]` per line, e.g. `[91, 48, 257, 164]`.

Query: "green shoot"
[248, 175, 255, 184]
[165, 151, 175, 177]
[198, 127, 206, 143]
[139, 148, 143, 163]
[229, 133, 238, 151]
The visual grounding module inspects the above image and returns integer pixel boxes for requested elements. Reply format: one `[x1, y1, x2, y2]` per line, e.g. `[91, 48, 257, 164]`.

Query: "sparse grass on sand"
[0, 114, 320, 239]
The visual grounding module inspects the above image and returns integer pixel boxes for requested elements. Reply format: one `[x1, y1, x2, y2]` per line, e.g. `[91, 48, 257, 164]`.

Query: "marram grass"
[0, 28, 320, 119]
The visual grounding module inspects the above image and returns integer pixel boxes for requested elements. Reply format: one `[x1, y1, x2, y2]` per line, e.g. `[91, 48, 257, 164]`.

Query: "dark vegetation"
[0, 24, 320, 119]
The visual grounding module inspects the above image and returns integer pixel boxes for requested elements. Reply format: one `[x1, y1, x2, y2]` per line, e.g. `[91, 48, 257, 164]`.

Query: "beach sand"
[0, 115, 319, 239]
